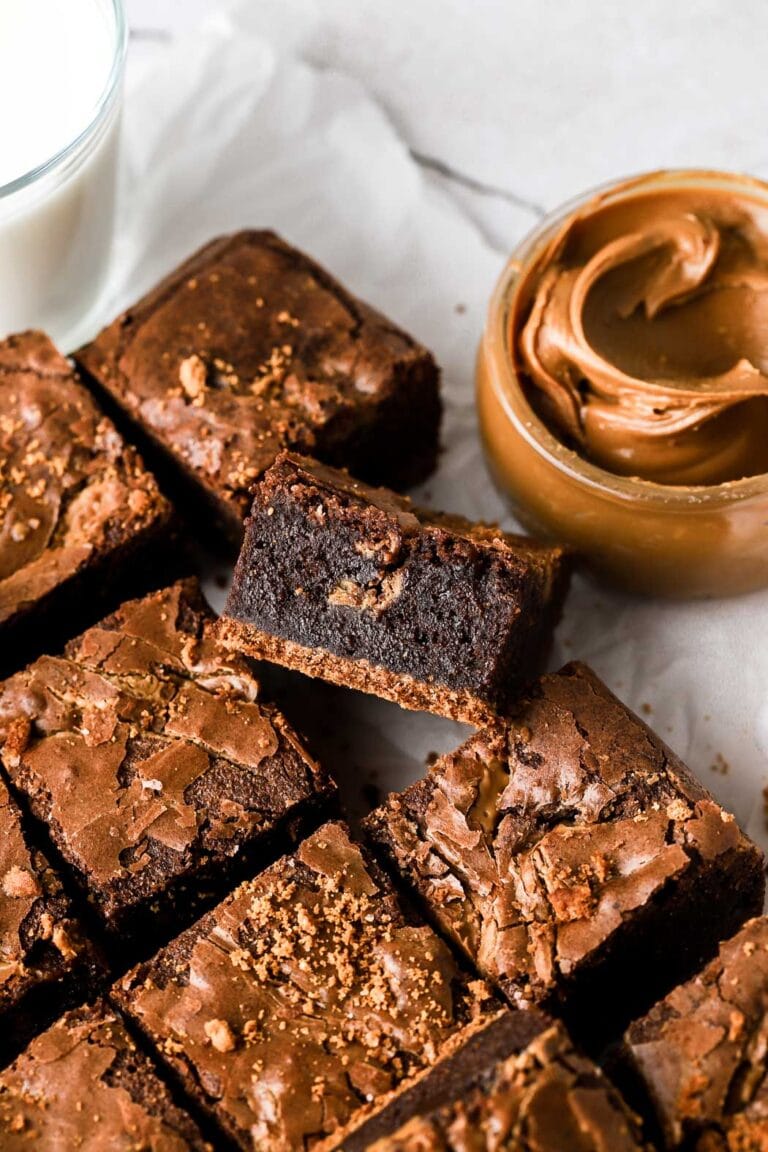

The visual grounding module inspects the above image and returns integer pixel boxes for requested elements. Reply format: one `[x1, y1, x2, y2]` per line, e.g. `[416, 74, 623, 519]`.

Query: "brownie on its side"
[114, 821, 503, 1152]
[363, 662, 765, 1048]
[0, 330, 172, 676]
[75, 232, 441, 547]
[617, 916, 768, 1151]
[0, 1001, 210, 1150]
[218, 453, 567, 724]
[0, 777, 99, 1064]
[355, 1012, 649, 1152]
[0, 580, 334, 952]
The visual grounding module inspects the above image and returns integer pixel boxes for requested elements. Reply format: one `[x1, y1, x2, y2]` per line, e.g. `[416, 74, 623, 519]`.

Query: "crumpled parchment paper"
[91, 3, 768, 846]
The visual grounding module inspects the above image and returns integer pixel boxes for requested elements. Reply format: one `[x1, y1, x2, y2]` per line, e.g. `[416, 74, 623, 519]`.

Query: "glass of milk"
[0, 0, 127, 350]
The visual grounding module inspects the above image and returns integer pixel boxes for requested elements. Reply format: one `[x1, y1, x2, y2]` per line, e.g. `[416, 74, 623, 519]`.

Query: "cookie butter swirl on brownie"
[115, 822, 500, 1152]
[365, 663, 764, 1045]
[76, 232, 441, 544]
[513, 175, 768, 483]
[0, 330, 170, 666]
[0, 580, 333, 943]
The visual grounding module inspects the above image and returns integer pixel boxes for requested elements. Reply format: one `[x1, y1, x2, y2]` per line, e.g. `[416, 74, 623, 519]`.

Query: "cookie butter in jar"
[477, 169, 768, 598]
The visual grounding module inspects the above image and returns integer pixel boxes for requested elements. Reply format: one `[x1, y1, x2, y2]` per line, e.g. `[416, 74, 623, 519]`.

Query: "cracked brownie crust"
[619, 916, 768, 1151]
[219, 453, 567, 723]
[359, 1013, 649, 1152]
[114, 821, 501, 1152]
[0, 580, 334, 945]
[0, 330, 172, 673]
[0, 1001, 210, 1150]
[364, 662, 764, 1045]
[75, 232, 441, 545]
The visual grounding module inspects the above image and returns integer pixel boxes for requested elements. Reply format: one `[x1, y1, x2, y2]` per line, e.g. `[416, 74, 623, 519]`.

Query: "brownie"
[217, 453, 567, 724]
[0, 330, 173, 675]
[75, 232, 441, 547]
[0, 776, 99, 1064]
[617, 916, 768, 1151]
[114, 821, 503, 1152]
[353, 1011, 649, 1152]
[0, 579, 334, 952]
[0, 1000, 210, 1149]
[363, 662, 765, 1048]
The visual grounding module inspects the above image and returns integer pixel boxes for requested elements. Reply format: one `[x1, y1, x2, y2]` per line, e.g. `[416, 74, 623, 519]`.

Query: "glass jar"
[476, 170, 768, 599]
[0, 0, 127, 350]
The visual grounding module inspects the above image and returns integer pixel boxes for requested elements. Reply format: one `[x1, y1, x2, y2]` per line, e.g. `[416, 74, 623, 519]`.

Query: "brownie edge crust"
[75, 231, 441, 545]
[219, 452, 567, 723]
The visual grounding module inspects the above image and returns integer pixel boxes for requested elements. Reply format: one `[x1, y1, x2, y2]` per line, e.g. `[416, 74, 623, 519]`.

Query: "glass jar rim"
[0, 0, 127, 202]
[487, 167, 768, 509]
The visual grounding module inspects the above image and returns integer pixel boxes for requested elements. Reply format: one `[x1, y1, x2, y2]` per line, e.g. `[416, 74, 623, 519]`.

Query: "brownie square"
[351, 1011, 649, 1152]
[0, 1000, 210, 1149]
[75, 232, 441, 546]
[617, 916, 768, 1151]
[0, 330, 173, 676]
[0, 580, 335, 950]
[363, 662, 765, 1047]
[114, 821, 502, 1152]
[218, 453, 568, 724]
[0, 776, 99, 1064]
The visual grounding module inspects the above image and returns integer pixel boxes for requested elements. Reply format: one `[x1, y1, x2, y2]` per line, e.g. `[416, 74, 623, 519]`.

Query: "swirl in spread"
[513, 177, 768, 484]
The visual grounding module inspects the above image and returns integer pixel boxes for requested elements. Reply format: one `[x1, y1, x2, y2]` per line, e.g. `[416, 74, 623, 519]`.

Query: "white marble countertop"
[126, 0, 768, 254]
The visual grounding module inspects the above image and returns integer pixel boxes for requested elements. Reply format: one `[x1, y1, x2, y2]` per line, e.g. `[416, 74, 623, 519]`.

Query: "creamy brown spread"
[513, 176, 768, 484]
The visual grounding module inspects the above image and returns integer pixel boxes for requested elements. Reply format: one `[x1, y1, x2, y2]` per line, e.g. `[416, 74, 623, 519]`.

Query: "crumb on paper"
[710, 752, 730, 775]
[641, 702, 652, 715]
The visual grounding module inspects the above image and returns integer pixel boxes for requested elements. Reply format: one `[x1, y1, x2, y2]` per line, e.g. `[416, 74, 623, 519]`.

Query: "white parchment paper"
[94, 5, 768, 846]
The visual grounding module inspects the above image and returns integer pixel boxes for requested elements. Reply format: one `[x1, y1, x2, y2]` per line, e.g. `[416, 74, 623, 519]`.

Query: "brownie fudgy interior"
[114, 821, 502, 1152]
[0, 330, 172, 674]
[617, 915, 768, 1151]
[0, 579, 334, 952]
[364, 662, 765, 1048]
[219, 452, 567, 723]
[76, 232, 441, 546]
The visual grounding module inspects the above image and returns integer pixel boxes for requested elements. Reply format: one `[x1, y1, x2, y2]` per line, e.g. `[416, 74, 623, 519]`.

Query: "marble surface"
[119, 0, 768, 851]
[127, 0, 768, 252]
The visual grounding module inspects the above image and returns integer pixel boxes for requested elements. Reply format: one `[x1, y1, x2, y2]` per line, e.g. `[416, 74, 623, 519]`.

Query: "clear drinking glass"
[0, 0, 127, 350]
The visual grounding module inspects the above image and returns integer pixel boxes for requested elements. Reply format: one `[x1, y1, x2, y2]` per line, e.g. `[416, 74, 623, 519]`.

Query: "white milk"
[0, 0, 124, 349]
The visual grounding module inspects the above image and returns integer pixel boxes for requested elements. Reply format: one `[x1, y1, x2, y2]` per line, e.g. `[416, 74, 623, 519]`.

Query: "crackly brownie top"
[0, 777, 87, 1006]
[624, 916, 768, 1150]
[0, 330, 168, 627]
[0, 1002, 208, 1150]
[364, 662, 749, 1003]
[76, 232, 434, 517]
[0, 580, 329, 920]
[117, 821, 498, 1152]
[369, 1021, 647, 1152]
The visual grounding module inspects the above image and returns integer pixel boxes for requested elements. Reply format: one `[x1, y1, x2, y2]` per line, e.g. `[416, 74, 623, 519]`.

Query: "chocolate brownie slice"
[218, 453, 567, 724]
[364, 662, 764, 1047]
[353, 1011, 649, 1152]
[76, 232, 441, 546]
[0, 580, 334, 953]
[114, 821, 502, 1152]
[0, 777, 99, 1064]
[0, 1001, 210, 1149]
[617, 916, 768, 1150]
[0, 330, 172, 675]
